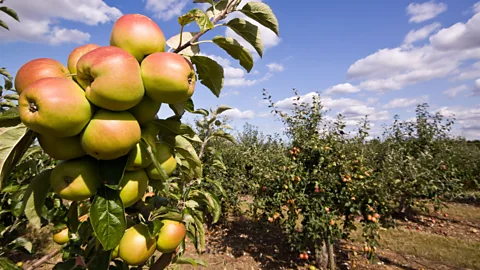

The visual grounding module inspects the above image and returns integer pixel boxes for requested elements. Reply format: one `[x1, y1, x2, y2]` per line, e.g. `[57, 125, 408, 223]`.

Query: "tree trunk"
[327, 241, 335, 270]
[315, 240, 328, 270]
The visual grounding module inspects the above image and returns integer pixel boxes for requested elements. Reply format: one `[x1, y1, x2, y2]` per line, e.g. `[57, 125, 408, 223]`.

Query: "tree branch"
[25, 249, 61, 270]
[174, 0, 237, 54]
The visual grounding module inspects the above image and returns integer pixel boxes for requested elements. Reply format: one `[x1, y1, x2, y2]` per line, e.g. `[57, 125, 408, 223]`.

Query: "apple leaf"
[212, 130, 236, 144]
[90, 187, 126, 250]
[212, 36, 254, 72]
[240, 2, 279, 36]
[3, 94, 19, 100]
[178, 9, 213, 33]
[166, 32, 199, 56]
[152, 119, 202, 143]
[0, 123, 36, 189]
[0, 107, 21, 127]
[66, 201, 79, 234]
[0, 7, 19, 22]
[206, 0, 229, 19]
[174, 257, 208, 267]
[175, 135, 202, 178]
[214, 105, 232, 115]
[97, 155, 129, 190]
[87, 250, 111, 270]
[192, 211, 205, 251]
[226, 18, 263, 57]
[21, 169, 52, 229]
[143, 138, 169, 182]
[193, 0, 214, 4]
[190, 55, 224, 98]
[0, 257, 21, 270]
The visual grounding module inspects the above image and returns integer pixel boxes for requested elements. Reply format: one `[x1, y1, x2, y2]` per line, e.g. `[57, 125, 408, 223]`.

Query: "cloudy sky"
[1, 0, 480, 139]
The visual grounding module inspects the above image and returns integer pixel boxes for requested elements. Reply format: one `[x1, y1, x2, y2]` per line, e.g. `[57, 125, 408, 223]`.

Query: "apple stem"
[174, 0, 238, 54]
[190, 40, 213, 46]
[67, 73, 76, 77]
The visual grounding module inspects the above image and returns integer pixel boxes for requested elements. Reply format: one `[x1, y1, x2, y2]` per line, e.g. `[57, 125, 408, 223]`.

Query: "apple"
[80, 110, 141, 160]
[125, 125, 159, 171]
[18, 77, 93, 137]
[128, 95, 161, 125]
[154, 219, 186, 253]
[14, 58, 70, 94]
[37, 134, 86, 160]
[145, 142, 177, 180]
[118, 169, 149, 208]
[110, 14, 166, 62]
[52, 227, 70, 245]
[118, 223, 156, 266]
[76, 46, 144, 111]
[67, 44, 100, 81]
[141, 52, 196, 104]
[50, 156, 101, 201]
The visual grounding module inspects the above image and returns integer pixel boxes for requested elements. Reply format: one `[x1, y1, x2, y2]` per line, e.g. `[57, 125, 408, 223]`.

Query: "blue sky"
[1, 0, 480, 139]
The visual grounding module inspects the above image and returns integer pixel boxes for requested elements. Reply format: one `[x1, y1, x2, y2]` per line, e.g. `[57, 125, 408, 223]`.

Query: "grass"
[438, 203, 480, 223]
[379, 229, 480, 269]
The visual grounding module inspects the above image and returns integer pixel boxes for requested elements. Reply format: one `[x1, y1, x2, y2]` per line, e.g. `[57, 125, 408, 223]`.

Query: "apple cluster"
[15, 13, 194, 265]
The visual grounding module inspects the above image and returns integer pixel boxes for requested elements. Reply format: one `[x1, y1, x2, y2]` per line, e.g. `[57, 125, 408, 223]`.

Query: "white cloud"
[145, 0, 189, 21]
[324, 83, 360, 95]
[430, 5, 480, 51]
[406, 1, 447, 23]
[0, 0, 121, 45]
[443, 84, 469, 97]
[222, 108, 255, 120]
[403, 22, 441, 45]
[266, 63, 284, 72]
[437, 105, 480, 138]
[383, 95, 429, 109]
[474, 78, 480, 96]
[475, 2, 480, 13]
[452, 61, 480, 81]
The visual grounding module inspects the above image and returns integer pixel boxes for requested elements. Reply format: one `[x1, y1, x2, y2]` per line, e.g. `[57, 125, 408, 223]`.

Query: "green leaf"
[205, 177, 227, 198]
[0, 19, 9, 30]
[0, 257, 20, 270]
[152, 119, 201, 143]
[89, 187, 126, 250]
[147, 220, 163, 237]
[174, 257, 207, 267]
[206, 0, 229, 19]
[97, 155, 129, 190]
[185, 200, 200, 209]
[212, 157, 227, 171]
[189, 108, 209, 116]
[174, 135, 202, 178]
[226, 18, 263, 57]
[67, 201, 79, 234]
[0, 123, 36, 189]
[0, 107, 20, 126]
[212, 36, 254, 72]
[87, 250, 111, 270]
[201, 191, 221, 223]
[0, 7, 19, 22]
[3, 77, 12, 90]
[3, 94, 19, 100]
[193, 0, 214, 4]
[179, 9, 214, 33]
[8, 237, 33, 253]
[21, 169, 52, 228]
[168, 99, 193, 118]
[190, 55, 224, 97]
[192, 212, 205, 251]
[166, 32, 200, 56]
[240, 2, 279, 36]
[53, 259, 77, 270]
[0, 68, 12, 80]
[212, 130, 236, 144]
[215, 105, 232, 115]
[1, 182, 19, 193]
[1, 100, 15, 108]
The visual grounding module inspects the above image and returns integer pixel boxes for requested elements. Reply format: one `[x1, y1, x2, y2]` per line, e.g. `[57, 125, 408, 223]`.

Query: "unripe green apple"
[110, 14, 166, 62]
[67, 44, 100, 81]
[118, 224, 156, 266]
[145, 142, 177, 180]
[76, 46, 144, 111]
[128, 95, 161, 125]
[50, 156, 101, 201]
[38, 134, 86, 160]
[18, 77, 93, 137]
[141, 52, 196, 104]
[52, 227, 70, 245]
[119, 169, 149, 208]
[14, 58, 70, 94]
[111, 245, 119, 259]
[125, 125, 159, 171]
[154, 219, 186, 253]
[80, 110, 141, 160]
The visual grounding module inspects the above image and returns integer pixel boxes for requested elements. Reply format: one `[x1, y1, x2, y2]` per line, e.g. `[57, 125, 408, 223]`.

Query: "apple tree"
[0, 0, 280, 269]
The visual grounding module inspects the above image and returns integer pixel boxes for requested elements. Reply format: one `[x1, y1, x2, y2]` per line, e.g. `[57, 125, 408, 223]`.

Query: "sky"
[1, 0, 480, 140]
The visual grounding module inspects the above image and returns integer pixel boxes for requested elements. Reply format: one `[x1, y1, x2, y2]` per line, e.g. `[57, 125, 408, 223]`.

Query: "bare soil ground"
[15, 200, 480, 270]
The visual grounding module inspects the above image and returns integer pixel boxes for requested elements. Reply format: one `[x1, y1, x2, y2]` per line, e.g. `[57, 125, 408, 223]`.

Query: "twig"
[174, 0, 237, 54]
[26, 249, 61, 270]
